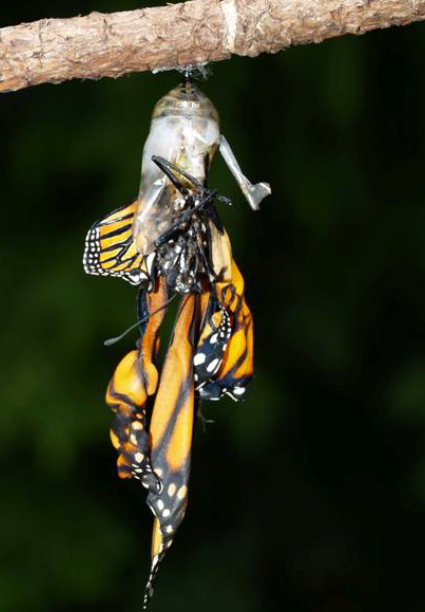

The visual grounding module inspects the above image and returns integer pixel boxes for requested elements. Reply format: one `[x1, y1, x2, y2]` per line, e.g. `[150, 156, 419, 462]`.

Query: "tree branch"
[1, 0, 424, 93]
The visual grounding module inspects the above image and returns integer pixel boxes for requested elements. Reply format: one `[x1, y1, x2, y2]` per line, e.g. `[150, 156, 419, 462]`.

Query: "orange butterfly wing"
[83, 201, 148, 285]
[143, 294, 197, 607]
[197, 260, 254, 401]
[105, 278, 168, 491]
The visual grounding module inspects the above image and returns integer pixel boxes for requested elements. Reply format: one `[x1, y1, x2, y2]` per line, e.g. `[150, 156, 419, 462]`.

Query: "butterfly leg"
[152, 155, 206, 194]
[154, 190, 219, 249]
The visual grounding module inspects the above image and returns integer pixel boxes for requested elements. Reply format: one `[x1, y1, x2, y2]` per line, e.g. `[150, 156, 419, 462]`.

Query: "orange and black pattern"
[144, 294, 196, 605]
[84, 160, 254, 607]
[196, 261, 254, 402]
[103, 261, 253, 606]
[106, 277, 167, 492]
[83, 202, 148, 286]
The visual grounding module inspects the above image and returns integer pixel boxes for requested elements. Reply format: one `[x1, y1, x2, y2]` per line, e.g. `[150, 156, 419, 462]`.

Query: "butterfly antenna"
[104, 293, 178, 347]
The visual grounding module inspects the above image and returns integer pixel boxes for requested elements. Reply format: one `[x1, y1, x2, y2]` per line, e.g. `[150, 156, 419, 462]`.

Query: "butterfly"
[106, 265, 253, 606]
[83, 78, 269, 607]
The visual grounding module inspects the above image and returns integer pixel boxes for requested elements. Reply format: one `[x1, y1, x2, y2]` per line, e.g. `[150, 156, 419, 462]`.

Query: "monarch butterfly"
[83, 77, 270, 607]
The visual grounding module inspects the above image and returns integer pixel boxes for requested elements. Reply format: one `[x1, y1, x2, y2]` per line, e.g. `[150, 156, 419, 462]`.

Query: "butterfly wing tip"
[141, 472, 162, 494]
[143, 568, 157, 609]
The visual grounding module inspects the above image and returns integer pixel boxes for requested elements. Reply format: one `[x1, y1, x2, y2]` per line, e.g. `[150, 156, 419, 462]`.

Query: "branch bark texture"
[1, 0, 424, 93]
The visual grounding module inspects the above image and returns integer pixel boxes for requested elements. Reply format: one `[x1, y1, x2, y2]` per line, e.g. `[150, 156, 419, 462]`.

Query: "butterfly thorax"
[155, 195, 214, 295]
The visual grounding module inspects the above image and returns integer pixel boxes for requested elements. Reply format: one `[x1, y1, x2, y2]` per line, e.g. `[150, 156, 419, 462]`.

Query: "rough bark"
[1, 0, 424, 93]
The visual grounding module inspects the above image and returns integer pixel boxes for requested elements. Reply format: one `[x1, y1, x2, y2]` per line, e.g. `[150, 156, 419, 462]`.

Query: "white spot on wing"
[207, 358, 220, 373]
[194, 353, 206, 366]
[177, 485, 187, 500]
[168, 484, 176, 497]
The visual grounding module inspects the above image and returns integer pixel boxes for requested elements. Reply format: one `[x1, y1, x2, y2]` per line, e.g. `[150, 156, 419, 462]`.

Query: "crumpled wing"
[144, 294, 197, 607]
[193, 290, 233, 391]
[198, 260, 254, 401]
[208, 220, 233, 283]
[105, 278, 168, 492]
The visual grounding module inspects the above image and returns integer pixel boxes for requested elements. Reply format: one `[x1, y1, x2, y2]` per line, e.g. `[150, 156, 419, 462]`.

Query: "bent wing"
[144, 294, 197, 608]
[193, 290, 233, 391]
[198, 260, 254, 401]
[208, 220, 233, 282]
[203, 297, 253, 401]
[106, 278, 168, 491]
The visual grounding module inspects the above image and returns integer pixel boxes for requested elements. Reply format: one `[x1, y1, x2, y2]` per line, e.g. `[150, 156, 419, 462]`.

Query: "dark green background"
[2, 2, 425, 611]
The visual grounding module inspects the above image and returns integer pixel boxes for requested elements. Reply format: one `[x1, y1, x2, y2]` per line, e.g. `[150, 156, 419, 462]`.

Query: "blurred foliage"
[1, 2, 425, 612]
